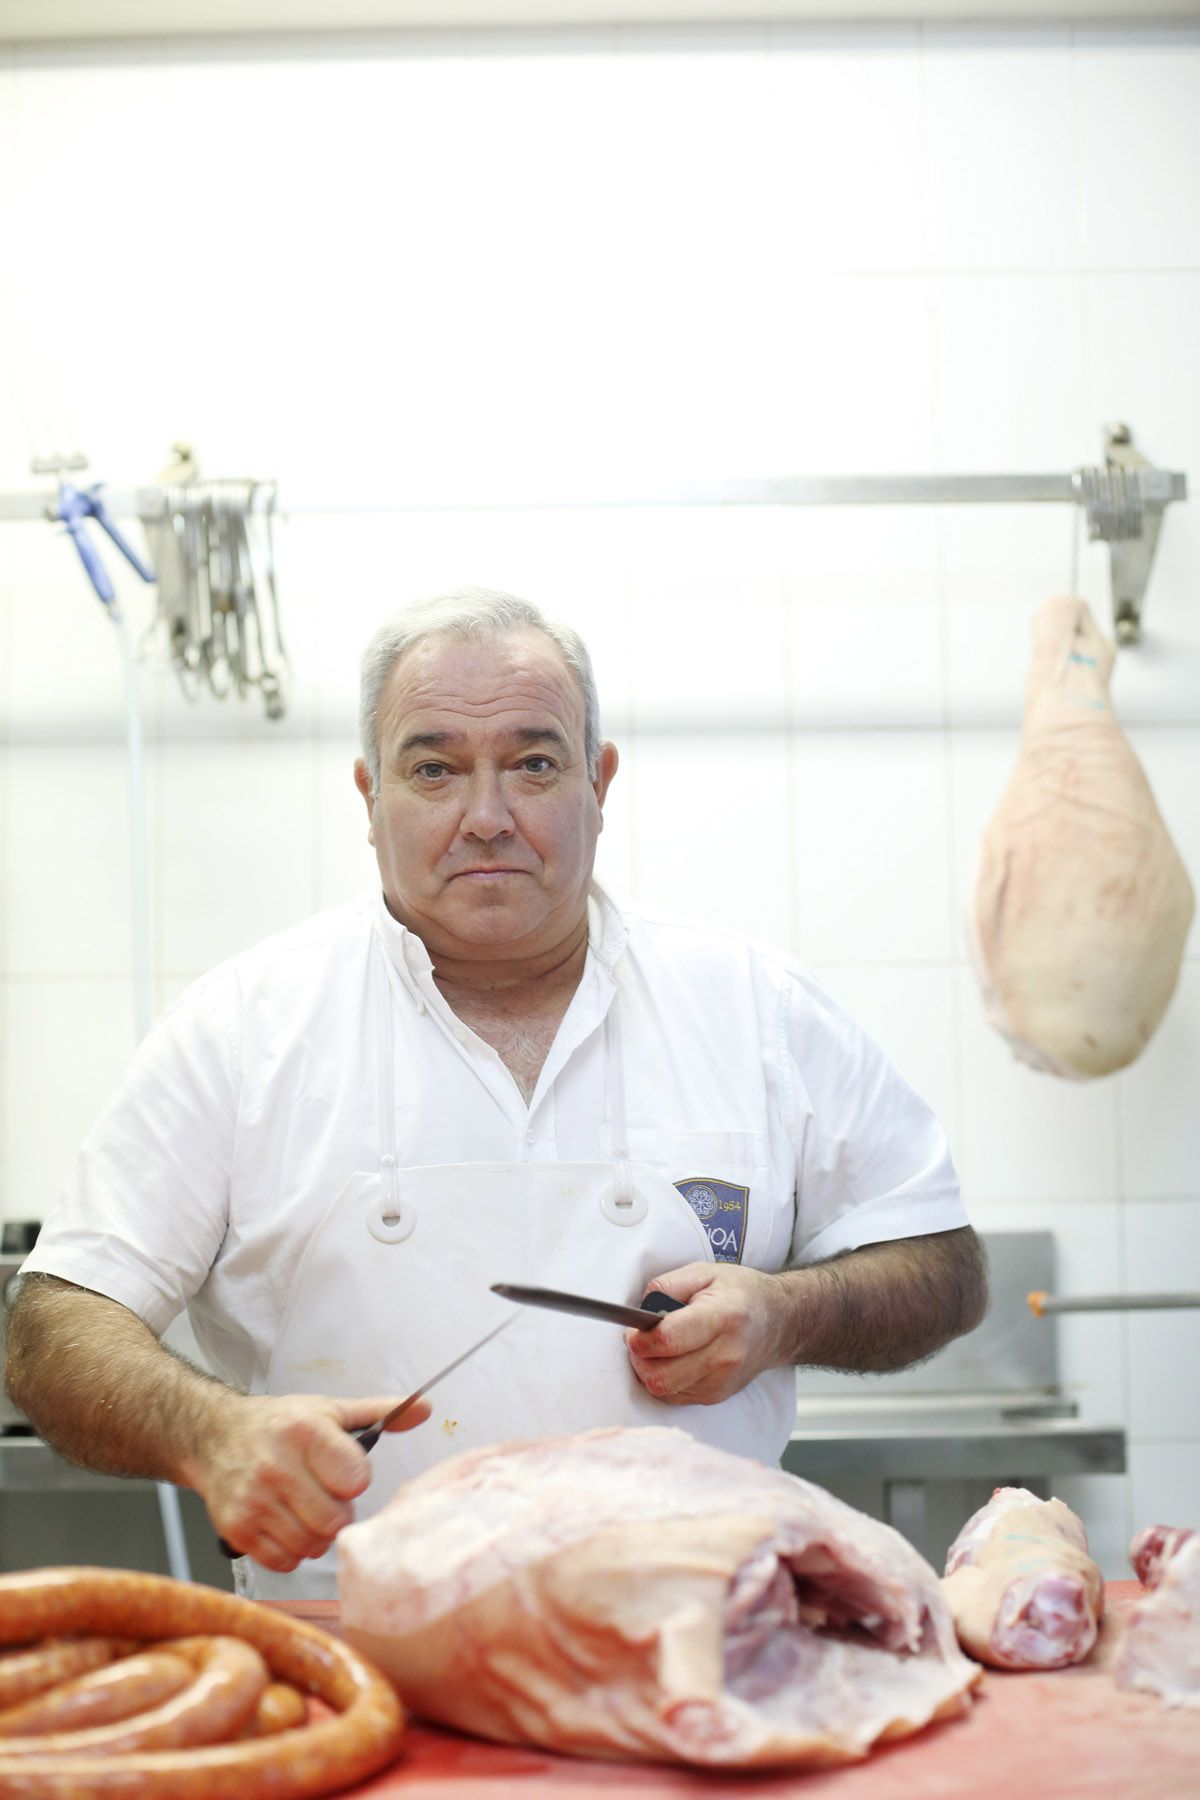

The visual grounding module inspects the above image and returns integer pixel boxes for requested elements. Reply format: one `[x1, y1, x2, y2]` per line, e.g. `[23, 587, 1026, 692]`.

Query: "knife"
[352, 1312, 517, 1451]
[217, 1312, 516, 1558]
[490, 1282, 686, 1330]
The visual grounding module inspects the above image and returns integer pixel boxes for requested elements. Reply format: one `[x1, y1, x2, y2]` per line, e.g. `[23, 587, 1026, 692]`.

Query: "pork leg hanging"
[971, 596, 1193, 1078]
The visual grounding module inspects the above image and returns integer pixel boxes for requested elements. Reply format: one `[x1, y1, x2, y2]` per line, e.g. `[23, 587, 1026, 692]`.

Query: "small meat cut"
[1117, 1524, 1200, 1708]
[941, 1486, 1103, 1669]
[338, 1427, 979, 1768]
[972, 596, 1193, 1078]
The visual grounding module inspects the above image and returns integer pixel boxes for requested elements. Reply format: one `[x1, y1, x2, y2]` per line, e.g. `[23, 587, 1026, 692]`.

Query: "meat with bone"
[971, 596, 1194, 1078]
[941, 1486, 1104, 1669]
[1130, 1523, 1195, 1590]
[1117, 1526, 1200, 1708]
[339, 1426, 979, 1769]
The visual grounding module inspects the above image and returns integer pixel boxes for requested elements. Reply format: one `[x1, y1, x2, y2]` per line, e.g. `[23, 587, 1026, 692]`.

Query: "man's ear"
[593, 741, 619, 815]
[353, 758, 376, 844]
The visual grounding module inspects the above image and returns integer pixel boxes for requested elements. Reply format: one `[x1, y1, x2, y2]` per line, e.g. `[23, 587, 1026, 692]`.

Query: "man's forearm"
[774, 1227, 988, 1373]
[3, 1274, 234, 1483]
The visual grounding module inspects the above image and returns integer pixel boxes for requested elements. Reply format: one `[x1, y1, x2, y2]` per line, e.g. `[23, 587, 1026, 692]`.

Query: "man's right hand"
[194, 1392, 433, 1570]
[5, 1278, 433, 1571]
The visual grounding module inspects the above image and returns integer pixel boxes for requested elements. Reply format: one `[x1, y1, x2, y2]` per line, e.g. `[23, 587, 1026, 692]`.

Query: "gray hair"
[358, 587, 601, 796]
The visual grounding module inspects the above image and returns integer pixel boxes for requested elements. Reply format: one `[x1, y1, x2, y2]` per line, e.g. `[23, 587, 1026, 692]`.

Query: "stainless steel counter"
[0, 1434, 160, 1492]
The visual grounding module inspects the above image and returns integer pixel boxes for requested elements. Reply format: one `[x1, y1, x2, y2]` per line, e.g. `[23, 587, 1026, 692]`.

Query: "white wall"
[1, 21, 1197, 1576]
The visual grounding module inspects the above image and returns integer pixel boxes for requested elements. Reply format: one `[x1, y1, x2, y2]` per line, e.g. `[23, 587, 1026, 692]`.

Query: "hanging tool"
[139, 478, 287, 719]
[49, 481, 156, 606]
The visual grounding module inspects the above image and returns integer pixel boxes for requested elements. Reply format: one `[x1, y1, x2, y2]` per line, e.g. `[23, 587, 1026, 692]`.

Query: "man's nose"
[460, 768, 514, 839]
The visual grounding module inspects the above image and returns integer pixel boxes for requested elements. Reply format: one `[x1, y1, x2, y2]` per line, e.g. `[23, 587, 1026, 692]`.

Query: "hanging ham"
[338, 1426, 980, 1768]
[971, 596, 1193, 1077]
[940, 1486, 1104, 1669]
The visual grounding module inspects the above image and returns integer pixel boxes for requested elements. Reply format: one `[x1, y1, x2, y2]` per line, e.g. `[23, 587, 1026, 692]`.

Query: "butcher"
[4, 588, 986, 1599]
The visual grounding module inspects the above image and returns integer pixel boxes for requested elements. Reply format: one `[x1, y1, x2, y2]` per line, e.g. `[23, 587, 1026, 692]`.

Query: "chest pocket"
[625, 1129, 767, 1268]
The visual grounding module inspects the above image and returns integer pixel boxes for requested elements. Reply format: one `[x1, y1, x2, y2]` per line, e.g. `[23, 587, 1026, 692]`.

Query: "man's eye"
[521, 756, 554, 774]
[414, 762, 449, 780]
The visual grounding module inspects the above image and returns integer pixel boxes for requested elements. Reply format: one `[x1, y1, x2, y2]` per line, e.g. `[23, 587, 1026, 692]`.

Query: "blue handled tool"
[53, 482, 155, 605]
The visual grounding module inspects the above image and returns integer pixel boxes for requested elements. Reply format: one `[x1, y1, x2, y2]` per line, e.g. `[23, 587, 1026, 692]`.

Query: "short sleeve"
[18, 974, 241, 1337]
[781, 965, 969, 1265]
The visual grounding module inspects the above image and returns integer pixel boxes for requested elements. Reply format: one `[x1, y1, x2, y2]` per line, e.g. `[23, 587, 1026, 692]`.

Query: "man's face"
[355, 627, 617, 967]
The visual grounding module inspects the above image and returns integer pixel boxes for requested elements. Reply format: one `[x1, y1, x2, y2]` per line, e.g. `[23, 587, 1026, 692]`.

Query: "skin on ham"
[338, 1426, 980, 1768]
[940, 1485, 1104, 1670]
[1118, 1526, 1200, 1707]
[971, 596, 1194, 1078]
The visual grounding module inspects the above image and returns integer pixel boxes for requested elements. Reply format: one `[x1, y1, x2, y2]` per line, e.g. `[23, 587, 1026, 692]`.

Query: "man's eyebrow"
[396, 730, 459, 756]
[395, 726, 572, 757]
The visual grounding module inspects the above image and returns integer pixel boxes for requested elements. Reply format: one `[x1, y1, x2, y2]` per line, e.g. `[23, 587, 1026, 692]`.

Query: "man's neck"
[430, 916, 590, 1013]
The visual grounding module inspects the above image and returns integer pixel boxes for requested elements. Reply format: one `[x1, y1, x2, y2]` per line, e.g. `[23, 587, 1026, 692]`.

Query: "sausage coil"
[0, 1652, 194, 1738]
[0, 1568, 405, 1800]
[0, 1641, 127, 1711]
[246, 1683, 309, 1738]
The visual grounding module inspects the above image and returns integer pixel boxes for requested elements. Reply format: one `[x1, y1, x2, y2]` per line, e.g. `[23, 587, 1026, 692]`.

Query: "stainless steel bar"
[1029, 1291, 1200, 1315]
[0, 468, 1187, 522]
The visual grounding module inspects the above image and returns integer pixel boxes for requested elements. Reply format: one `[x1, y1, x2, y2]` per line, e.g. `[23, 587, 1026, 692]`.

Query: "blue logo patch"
[673, 1177, 748, 1264]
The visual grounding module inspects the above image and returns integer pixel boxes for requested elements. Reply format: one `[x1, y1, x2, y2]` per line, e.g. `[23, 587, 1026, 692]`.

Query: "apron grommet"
[368, 1197, 417, 1243]
[598, 1187, 649, 1227]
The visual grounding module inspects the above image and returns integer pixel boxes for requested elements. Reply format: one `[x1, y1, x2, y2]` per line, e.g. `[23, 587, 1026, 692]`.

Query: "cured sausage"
[0, 1567, 405, 1800]
[0, 1641, 126, 1711]
[941, 1487, 1103, 1669]
[245, 1683, 309, 1738]
[0, 1652, 192, 1737]
[0, 1638, 267, 1756]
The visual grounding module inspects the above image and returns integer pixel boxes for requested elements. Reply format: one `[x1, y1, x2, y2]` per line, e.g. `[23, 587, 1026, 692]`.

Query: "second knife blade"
[491, 1282, 682, 1330]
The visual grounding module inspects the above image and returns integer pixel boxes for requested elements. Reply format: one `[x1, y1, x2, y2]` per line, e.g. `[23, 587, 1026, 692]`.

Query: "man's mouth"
[450, 867, 527, 880]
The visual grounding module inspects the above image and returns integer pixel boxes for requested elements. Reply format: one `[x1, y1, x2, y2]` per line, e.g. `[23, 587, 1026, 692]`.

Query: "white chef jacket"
[23, 884, 968, 1392]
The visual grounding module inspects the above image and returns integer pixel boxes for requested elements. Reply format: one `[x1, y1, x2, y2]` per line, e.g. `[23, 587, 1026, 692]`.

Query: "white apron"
[245, 939, 794, 1598]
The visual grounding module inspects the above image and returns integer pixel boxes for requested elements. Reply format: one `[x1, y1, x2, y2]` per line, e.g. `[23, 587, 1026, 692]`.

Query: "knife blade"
[490, 1282, 685, 1331]
[217, 1312, 516, 1557]
[352, 1313, 517, 1452]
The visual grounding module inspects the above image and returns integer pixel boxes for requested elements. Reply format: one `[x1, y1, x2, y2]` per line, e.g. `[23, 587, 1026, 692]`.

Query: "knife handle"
[639, 1292, 686, 1318]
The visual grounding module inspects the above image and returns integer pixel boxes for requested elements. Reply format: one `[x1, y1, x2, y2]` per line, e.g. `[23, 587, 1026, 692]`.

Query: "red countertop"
[289, 1584, 1200, 1800]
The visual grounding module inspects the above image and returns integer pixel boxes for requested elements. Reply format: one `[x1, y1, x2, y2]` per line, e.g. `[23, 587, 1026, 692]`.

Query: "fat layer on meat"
[971, 596, 1193, 1078]
[1118, 1527, 1200, 1707]
[338, 1426, 979, 1768]
[941, 1485, 1104, 1670]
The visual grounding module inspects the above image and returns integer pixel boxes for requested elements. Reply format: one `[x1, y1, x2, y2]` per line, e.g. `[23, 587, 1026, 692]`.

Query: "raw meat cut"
[1130, 1523, 1195, 1590]
[1117, 1525, 1200, 1708]
[338, 1426, 979, 1768]
[941, 1486, 1103, 1669]
[971, 595, 1193, 1078]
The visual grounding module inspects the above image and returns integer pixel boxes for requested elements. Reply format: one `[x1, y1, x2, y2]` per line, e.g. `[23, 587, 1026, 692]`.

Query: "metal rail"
[0, 467, 1185, 520]
[1029, 1290, 1200, 1316]
[1, 425, 1187, 642]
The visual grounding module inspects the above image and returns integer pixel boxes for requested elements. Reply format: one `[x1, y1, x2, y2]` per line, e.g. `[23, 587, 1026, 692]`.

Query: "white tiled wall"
[1, 21, 1198, 1575]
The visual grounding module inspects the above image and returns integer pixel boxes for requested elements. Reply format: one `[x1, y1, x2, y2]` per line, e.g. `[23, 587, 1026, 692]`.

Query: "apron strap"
[376, 941, 400, 1221]
[604, 1001, 635, 1211]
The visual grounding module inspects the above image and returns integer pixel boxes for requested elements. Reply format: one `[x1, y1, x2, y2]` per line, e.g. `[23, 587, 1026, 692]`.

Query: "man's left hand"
[624, 1263, 791, 1406]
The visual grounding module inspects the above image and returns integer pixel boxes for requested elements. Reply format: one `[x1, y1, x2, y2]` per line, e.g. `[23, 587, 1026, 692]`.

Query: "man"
[5, 588, 985, 1597]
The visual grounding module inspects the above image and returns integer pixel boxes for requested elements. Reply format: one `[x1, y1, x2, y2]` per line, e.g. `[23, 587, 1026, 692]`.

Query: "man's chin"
[440, 895, 545, 949]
